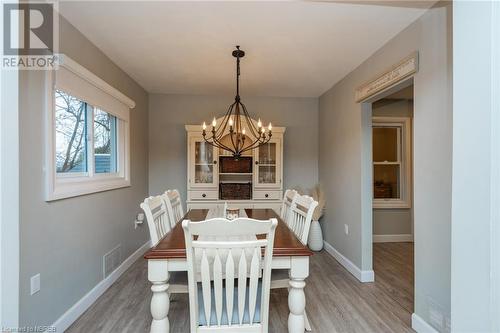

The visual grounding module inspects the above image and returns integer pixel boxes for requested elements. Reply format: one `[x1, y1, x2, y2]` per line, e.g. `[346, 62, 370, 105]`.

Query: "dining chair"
[182, 217, 278, 333]
[287, 195, 319, 246]
[280, 189, 298, 226]
[140, 195, 188, 293]
[272, 194, 318, 331]
[164, 189, 185, 228]
[140, 195, 171, 246]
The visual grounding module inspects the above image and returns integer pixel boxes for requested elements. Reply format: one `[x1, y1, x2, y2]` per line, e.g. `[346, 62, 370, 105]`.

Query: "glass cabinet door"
[190, 138, 217, 187]
[254, 139, 281, 187]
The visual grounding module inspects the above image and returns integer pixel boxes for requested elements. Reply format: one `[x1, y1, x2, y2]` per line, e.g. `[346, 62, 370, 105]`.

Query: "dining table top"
[144, 208, 314, 260]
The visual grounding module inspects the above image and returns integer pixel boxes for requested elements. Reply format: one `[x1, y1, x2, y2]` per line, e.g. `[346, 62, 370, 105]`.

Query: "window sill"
[46, 176, 130, 201]
[373, 199, 411, 209]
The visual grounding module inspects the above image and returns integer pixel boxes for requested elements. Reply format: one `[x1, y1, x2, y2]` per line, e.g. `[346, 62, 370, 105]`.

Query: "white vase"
[308, 220, 323, 251]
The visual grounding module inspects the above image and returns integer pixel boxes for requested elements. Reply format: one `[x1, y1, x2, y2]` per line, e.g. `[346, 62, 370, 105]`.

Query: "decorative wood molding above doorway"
[355, 52, 419, 102]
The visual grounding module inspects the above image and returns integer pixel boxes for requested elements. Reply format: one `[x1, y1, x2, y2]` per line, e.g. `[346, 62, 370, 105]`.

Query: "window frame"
[372, 116, 412, 209]
[45, 57, 133, 201]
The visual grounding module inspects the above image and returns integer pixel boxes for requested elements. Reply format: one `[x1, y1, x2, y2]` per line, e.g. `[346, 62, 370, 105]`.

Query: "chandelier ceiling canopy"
[202, 46, 272, 159]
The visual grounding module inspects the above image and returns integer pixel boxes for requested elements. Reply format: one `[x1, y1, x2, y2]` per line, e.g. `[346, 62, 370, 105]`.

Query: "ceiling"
[59, 1, 433, 98]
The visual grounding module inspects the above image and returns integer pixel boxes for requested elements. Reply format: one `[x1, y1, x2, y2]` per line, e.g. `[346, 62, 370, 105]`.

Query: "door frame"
[359, 76, 415, 280]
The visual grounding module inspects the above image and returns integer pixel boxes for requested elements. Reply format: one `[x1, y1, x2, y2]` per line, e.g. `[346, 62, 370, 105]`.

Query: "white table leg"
[288, 256, 309, 333]
[304, 310, 312, 331]
[148, 260, 170, 333]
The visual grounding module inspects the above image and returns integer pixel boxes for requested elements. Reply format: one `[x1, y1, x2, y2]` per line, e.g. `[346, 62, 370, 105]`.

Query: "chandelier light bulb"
[268, 123, 272, 131]
[257, 119, 262, 128]
[212, 118, 217, 127]
[202, 122, 207, 130]
[242, 128, 246, 135]
[229, 117, 234, 127]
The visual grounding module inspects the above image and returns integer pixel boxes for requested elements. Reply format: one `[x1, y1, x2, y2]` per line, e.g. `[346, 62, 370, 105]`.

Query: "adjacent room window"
[46, 56, 134, 201]
[372, 117, 411, 208]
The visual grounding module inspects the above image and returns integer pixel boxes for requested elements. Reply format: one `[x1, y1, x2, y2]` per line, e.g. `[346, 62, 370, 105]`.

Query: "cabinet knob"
[202, 193, 206, 198]
[255, 161, 259, 165]
[265, 193, 269, 198]
[213, 160, 217, 164]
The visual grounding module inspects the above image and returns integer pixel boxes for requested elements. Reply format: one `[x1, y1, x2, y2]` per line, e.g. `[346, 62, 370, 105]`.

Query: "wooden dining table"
[144, 208, 313, 333]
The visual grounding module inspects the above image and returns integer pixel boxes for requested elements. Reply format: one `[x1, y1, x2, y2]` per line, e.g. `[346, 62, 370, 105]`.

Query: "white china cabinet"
[185, 117, 285, 213]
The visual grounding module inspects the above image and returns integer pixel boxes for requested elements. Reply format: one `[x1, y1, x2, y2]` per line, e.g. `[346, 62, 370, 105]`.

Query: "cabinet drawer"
[189, 190, 218, 200]
[253, 190, 282, 200]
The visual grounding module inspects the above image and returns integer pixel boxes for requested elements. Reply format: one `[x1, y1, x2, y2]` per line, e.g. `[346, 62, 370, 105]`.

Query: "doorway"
[371, 83, 414, 320]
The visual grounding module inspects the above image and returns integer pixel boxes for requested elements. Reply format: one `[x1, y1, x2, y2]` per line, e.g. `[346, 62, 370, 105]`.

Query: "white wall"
[148, 94, 319, 200]
[451, 1, 500, 331]
[1, 58, 20, 329]
[18, 17, 150, 327]
[319, 3, 452, 330]
[373, 209, 412, 235]
[1, 1, 20, 325]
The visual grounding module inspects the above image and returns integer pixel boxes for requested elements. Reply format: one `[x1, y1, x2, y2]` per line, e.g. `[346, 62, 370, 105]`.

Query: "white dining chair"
[140, 195, 188, 293]
[272, 194, 318, 331]
[140, 195, 171, 246]
[164, 189, 185, 228]
[287, 195, 318, 246]
[182, 217, 278, 333]
[280, 189, 298, 226]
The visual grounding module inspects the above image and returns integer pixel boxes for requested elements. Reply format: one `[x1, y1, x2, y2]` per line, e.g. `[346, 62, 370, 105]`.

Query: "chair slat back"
[289, 195, 319, 245]
[183, 218, 277, 332]
[280, 189, 298, 227]
[140, 195, 170, 245]
[164, 189, 184, 228]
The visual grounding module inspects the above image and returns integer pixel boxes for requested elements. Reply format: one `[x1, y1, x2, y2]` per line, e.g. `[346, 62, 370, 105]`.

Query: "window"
[372, 117, 411, 208]
[93, 108, 117, 173]
[55, 92, 119, 175]
[46, 56, 135, 201]
[55, 90, 88, 173]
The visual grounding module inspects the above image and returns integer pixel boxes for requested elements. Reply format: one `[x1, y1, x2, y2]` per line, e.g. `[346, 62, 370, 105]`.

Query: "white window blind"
[54, 55, 134, 122]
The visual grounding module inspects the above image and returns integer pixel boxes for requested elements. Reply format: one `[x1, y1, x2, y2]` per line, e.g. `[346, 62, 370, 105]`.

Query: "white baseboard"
[373, 234, 413, 243]
[51, 240, 152, 332]
[412, 313, 439, 333]
[323, 240, 375, 282]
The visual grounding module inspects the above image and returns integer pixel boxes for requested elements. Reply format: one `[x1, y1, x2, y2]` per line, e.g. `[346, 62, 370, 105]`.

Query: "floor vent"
[103, 245, 122, 279]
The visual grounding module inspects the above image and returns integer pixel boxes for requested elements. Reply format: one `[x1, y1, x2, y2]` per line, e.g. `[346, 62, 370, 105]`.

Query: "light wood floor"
[67, 242, 414, 333]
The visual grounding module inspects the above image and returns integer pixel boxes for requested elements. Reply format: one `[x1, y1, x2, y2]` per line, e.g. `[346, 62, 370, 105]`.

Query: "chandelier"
[202, 46, 272, 158]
